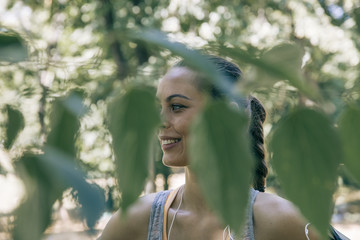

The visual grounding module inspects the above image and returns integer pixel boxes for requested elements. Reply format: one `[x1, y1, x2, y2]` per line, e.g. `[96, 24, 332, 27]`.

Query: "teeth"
[162, 139, 179, 145]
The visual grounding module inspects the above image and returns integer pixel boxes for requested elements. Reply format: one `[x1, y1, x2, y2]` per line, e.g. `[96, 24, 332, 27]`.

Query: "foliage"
[270, 108, 341, 238]
[107, 86, 160, 212]
[338, 105, 360, 184]
[189, 101, 253, 234]
[0, 0, 360, 239]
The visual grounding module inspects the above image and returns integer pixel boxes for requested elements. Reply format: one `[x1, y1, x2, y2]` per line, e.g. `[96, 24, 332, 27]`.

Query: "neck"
[182, 167, 212, 213]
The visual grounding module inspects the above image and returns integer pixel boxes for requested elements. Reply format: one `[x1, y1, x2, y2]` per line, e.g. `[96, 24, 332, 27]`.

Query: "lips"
[161, 138, 180, 145]
[159, 136, 181, 150]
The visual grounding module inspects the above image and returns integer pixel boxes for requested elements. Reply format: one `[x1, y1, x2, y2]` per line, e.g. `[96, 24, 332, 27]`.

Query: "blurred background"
[0, 0, 359, 239]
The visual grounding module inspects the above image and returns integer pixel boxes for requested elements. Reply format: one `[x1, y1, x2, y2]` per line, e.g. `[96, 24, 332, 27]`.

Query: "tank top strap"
[245, 188, 259, 240]
[147, 190, 171, 240]
[148, 187, 258, 240]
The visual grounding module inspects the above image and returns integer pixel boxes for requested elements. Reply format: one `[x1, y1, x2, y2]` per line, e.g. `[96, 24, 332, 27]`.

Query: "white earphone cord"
[168, 187, 184, 240]
[168, 187, 235, 240]
[305, 223, 311, 240]
[222, 226, 235, 240]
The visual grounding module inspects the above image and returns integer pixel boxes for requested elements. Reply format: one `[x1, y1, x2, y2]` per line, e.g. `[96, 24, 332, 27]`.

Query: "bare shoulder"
[253, 192, 321, 240]
[98, 192, 157, 240]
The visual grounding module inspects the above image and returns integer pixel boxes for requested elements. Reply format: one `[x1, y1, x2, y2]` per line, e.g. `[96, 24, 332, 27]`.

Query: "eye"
[171, 104, 186, 112]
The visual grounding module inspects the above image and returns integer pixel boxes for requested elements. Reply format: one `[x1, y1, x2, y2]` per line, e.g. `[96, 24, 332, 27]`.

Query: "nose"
[160, 109, 170, 129]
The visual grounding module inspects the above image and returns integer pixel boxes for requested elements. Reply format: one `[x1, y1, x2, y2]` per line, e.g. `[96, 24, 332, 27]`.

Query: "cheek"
[173, 120, 187, 137]
[176, 108, 203, 137]
[173, 117, 192, 137]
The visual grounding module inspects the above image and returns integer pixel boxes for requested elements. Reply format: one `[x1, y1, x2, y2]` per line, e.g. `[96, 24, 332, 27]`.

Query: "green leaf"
[270, 108, 341, 239]
[217, 43, 319, 100]
[130, 29, 236, 99]
[13, 153, 65, 240]
[77, 182, 105, 229]
[41, 146, 105, 230]
[107, 86, 160, 212]
[338, 105, 360, 183]
[257, 43, 304, 83]
[189, 101, 253, 234]
[0, 32, 28, 62]
[13, 147, 106, 239]
[4, 105, 25, 149]
[47, 91, 85, 156]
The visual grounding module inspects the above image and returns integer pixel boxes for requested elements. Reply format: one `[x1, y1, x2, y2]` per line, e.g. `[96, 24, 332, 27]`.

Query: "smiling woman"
[99, 56, 323, 240]
[157, 67, 205, 167]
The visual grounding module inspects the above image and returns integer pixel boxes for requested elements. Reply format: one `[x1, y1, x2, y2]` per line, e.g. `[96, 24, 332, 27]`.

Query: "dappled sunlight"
[1, 0, 360, 239]
[0, 174, 24, 213]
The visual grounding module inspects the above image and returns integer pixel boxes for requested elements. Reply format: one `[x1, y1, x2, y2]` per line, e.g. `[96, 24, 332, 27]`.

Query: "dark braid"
[175, 55, 268, 191]
[249, 96, 268, 192]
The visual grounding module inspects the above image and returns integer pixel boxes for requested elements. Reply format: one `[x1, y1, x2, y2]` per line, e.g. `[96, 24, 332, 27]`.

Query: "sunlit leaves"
[189, 101, 253, 233]
[13, 91, 104, 239]
[338, 105, 360, 183]
[4, 105, 25, 149]
[270, 108, 341, 239]
[0, 32, 28, 62]
[107, 86, 160, 212]
[12, 92, 86, 239]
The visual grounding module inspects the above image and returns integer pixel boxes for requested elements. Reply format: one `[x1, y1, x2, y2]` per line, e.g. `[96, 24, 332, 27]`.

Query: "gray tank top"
[147, 188, 259, 240]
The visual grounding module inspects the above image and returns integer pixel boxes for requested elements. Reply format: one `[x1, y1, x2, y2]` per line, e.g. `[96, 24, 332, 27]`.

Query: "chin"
[162, 156, 188, 167]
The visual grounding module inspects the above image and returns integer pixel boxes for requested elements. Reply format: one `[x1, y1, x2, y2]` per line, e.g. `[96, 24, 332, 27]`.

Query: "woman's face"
[156, 67, 205, 167]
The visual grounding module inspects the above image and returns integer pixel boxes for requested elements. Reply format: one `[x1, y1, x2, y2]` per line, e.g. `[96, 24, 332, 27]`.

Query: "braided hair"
[175, 55, 268, 192]
[248, 96, 267, 192]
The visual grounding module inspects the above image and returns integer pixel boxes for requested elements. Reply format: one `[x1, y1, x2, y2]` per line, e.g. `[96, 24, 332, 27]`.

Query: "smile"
[161, 139, 181, 145]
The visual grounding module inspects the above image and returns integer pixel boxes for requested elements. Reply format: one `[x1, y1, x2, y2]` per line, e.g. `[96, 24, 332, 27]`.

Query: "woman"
[99, 56, 321, 240]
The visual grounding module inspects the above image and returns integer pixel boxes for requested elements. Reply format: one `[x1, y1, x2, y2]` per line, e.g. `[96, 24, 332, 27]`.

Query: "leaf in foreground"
[270, 108, 340, 239]
[47, 91, 85, 156]
[189, 101, 253, 234]
[217, 43, 319, 100]
[4, 105, 25, 149]
[338, 105, 360, 183]
[13, 154, 65, 240]
[131, 29, 235, 99]
[13, 148, 105, 240]
[108, 86, 160, 212]
[41, 146, 105, 230]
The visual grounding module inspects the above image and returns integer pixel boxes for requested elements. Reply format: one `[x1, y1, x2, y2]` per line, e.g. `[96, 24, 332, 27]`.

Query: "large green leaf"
[13, 153, 65, 240]
[47, 91, 86, 157]
[107, 86, 160, 212]
[130, 29, 236, 99]
[338, 105, 360, 183]
[0, 32, 28, 62]
[217, 43, 319, 100]
[41, 146, 105, 229]
[13, 147, 106, 239]
[189, 101, 253, 234]
[256, 43, 304, 87]
[270, 108, 341, 239]
[4, 105, 25, 149]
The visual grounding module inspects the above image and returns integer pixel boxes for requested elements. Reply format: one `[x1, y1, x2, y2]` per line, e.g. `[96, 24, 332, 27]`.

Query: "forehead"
[156, 67, 201, 99]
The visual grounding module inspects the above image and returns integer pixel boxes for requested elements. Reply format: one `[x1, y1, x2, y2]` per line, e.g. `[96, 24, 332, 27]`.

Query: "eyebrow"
[166, 94, 191, 102]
